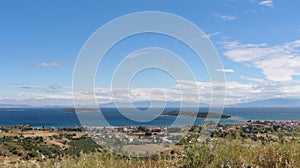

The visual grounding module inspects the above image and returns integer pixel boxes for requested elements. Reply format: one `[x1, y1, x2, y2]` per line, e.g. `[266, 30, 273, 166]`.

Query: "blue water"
[0, 108, 299, 127]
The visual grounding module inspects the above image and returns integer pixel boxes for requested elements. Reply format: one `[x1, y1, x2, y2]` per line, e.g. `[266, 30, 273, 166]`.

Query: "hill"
[232, 98, 300, 107]
[100, 101, 209, 108]
[161, 110, 231, 118]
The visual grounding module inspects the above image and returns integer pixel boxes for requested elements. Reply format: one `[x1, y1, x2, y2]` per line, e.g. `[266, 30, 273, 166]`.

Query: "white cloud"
[244, 10, 258, 14]
[200, 32, 222, 39]
[49, 84, 61, 89]
[2, 78, 300, 106]
[36, 62, 65, 67]
[259, 0, 274, 8]
[207, 32, 222, 38]
[95, 80, 300, 105]
[12, 84, 40, 89]
[216, 14, 236, 21]
[240, 75, 267, 83]
[126, 51, 150, 59]
[216, 68, 234, 73]
[223, 40, 300, 81]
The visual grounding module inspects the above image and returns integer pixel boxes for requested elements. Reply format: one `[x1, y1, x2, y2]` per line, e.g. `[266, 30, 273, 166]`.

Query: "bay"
[0, 107, 299, 127]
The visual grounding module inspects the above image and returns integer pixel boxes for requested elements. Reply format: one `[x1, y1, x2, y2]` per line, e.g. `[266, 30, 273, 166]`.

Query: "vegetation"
[1, 122, 300, 167]
[0, 135, 62, 161]
[182, 139, 300, 168]
[0, 132, 100, 166]
[10, 139, 298, 168]
[64, 136, 100, 157]
[161, 110, 231, 118]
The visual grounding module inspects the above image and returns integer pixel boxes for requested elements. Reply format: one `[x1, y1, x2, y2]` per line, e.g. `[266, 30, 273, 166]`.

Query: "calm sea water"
[0, 108, 299, 127]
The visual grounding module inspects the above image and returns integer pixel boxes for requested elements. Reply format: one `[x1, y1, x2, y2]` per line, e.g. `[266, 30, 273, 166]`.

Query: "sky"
[1, 0, 300, 106]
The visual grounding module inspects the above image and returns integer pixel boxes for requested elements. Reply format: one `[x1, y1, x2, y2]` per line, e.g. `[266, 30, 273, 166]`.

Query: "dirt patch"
[22, 131, 58, 137]
[122, 144, 169, 155]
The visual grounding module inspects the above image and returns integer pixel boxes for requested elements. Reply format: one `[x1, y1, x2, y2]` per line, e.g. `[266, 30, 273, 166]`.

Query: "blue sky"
[1, 0, 300, 106]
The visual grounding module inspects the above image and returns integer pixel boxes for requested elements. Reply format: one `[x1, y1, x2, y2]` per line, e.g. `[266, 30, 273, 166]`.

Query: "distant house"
[146, 126, 161, 132]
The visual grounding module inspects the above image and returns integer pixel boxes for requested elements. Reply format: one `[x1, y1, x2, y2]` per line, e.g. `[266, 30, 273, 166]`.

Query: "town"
[1, 120, 300, 164]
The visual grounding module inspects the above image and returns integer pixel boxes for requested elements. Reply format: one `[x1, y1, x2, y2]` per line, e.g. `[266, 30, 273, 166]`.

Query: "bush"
[65, 137, 100, 157]
[28, 150, 38, 158]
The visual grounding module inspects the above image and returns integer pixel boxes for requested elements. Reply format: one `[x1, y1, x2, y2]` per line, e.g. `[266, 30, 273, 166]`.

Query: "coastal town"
[1, 120, 300, 163]
[211, 120, 300, 142]
[87, 125, 187, 156]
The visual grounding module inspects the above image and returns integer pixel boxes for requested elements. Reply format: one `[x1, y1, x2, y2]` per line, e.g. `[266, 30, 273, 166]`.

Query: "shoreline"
[1, 120, 300, 165]
[0, 119, 299, 129]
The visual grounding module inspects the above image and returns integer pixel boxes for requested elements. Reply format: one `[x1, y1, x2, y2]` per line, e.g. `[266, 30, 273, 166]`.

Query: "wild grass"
[2, 138, 300, 167]
[32, 138, 300, 168]
[2, 126, 300, 168]
[182, 138, 300, 168]
[39, 151, 175, 168]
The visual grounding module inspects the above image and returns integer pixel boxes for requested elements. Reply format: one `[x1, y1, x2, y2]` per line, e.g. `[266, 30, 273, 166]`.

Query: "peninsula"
[161, 110, 231, 118]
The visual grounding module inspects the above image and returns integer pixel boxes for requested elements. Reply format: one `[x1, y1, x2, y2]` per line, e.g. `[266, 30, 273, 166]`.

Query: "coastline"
[1, 107, 300, 128]
[1, 120, 300, 166]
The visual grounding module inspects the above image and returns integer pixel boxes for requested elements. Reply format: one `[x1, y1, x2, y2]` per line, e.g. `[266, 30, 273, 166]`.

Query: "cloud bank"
[223, 40, 300, 81]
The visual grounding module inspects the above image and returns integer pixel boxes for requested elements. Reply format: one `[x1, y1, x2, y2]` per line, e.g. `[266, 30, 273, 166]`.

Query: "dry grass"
[1, 130, 300, 167]
[32, 139, 300, 168]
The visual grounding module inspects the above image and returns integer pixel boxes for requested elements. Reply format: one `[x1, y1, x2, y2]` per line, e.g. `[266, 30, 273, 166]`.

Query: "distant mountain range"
[100, 101, 209, 108]
[231, 98, 300, 107]
[1, 98, 300, 108]
[101, 98, 300, 108]
[0, 104, 30, 108]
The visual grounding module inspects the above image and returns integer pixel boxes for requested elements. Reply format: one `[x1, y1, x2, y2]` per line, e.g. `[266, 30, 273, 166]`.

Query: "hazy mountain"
[0, 104, 30, 108]
[99, 101, 209, 108]
[4, 98, 299, 108]
[232, 98, 300, 107]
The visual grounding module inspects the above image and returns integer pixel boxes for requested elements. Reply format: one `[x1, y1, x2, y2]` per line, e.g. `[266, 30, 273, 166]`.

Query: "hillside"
[232, 98, 300, 107]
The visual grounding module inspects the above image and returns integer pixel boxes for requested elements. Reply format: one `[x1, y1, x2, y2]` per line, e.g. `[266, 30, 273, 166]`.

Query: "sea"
[0, 107, 300, 128]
